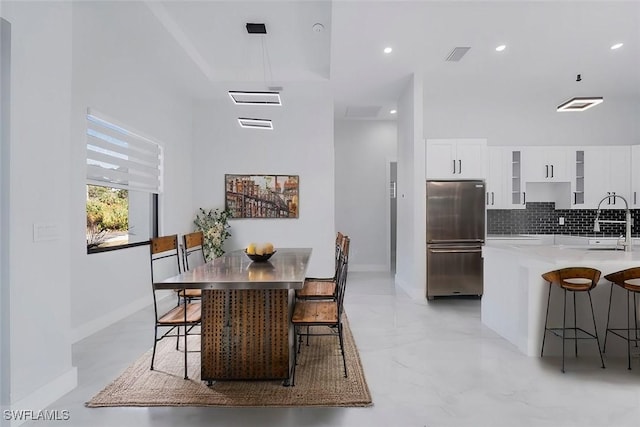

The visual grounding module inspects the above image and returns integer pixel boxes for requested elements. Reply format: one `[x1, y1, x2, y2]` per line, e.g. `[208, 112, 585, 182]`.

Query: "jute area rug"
[86, 315, 372, 408]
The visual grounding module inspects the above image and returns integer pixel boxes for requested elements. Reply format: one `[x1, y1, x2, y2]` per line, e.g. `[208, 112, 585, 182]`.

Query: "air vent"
[445, 47, 471, 62]
[246, 23, 266, 34]
[345, 106, 382, 118]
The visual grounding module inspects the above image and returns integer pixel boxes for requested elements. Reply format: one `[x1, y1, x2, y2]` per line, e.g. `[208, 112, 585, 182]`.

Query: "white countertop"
[484, 242, 640, 264]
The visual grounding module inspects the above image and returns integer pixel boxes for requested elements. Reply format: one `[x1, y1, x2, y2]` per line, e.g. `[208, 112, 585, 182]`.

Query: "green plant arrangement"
[194, 207, 232, 261]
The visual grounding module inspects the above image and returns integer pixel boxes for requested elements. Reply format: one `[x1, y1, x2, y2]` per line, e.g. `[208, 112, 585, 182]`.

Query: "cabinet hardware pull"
[487, 192, 489, 205]
[612, 191, 616, 205]
[523, 192, 526, 205]
[458, 159, 462, 174]
[574, 192, 577, 205]
[635, 192, 637, 205]
[545, 165, 549, 178]
[453, 160, 456, 174]
[492, 192, 495, 205]
[550, 165, 554, 178]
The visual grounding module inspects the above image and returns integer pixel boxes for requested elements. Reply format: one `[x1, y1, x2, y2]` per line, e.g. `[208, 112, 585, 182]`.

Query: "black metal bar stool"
[541, 267, 605, 373]
[603, 267, 640, 370]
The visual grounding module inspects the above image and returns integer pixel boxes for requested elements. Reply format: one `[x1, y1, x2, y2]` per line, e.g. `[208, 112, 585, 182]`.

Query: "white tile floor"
[26, 272, 640, 427]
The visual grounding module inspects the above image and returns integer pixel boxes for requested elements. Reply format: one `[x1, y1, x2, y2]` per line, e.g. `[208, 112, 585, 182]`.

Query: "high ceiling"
[114, 1, 640, 120]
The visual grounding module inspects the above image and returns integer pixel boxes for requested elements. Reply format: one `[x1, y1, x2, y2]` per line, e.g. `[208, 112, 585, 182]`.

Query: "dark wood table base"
[201, 288, 291, 381]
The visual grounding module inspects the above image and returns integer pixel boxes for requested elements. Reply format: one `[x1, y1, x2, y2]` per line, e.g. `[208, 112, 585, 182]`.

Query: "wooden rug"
[86, 316, 372, 408]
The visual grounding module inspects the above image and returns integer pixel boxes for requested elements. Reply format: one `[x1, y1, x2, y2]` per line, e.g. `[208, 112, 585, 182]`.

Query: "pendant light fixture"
[557, 74, 603, 112]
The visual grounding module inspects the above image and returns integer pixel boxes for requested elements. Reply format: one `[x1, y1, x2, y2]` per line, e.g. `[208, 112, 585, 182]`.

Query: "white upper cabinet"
[632, 146, 640, 208]
[521, 146, 570, 182]
[486, 147, 525, 209]
[583, 146, 631, 210]
[426, 138, 487, 179]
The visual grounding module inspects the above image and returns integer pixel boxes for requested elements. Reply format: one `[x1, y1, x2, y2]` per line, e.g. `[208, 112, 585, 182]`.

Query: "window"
[85, 110, 162, 253]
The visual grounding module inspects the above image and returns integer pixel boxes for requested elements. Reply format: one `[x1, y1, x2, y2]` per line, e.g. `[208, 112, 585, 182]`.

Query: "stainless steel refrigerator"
[426, 180, 485, 300]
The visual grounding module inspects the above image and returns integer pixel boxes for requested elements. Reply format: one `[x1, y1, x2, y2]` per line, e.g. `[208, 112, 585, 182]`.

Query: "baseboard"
[71, 294, 152, 343]
[349, 263, 388, 272]
[5, 367, 77, 427]
[394, 275, 425, 300]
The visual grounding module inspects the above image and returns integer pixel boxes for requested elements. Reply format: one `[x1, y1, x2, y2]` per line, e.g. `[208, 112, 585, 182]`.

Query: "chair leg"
[634, 293, 639, 348]
[150, 326, 158, 371]
[184, 323, 189, 380]
[587, 291, 605, 369]
[291, 325, 298, 387]
[541, 283, 552, 357]
[603, 283, 614, 353]
[573, 292, 578, 357]
[627, 290, 632, 370]
[176, 325, 180, 350]
[562, 288, 567, 373]
[338, 322, 347, 378]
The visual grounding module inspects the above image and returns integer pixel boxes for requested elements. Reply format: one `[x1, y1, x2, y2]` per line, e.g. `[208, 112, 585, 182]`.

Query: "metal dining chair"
[179, 231, 205, 302]
[150, 235, 201, 379]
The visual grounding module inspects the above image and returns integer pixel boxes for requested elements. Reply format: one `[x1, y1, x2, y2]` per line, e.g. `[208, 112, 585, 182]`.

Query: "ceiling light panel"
[229, 91, 281, 106]
[556, 97, 603, 112]
[238, 118, 273, 130]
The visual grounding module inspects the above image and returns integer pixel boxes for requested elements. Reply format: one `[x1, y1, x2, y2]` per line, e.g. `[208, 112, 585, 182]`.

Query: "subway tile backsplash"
[487, 202, 640, 236]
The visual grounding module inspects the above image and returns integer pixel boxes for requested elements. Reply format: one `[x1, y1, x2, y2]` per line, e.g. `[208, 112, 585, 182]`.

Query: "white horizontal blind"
[86, 110, 163, 193]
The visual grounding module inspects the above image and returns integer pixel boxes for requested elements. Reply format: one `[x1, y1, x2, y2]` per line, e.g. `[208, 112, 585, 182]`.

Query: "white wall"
[395, 73, 426, 299]
[424, 91, 640, 146]
[0, 15, 11, 409]
[334, 120, 397, 271]
[69, 1, 195, 341]
[1, 0, 77, 410]
[192, 83, 335, 277]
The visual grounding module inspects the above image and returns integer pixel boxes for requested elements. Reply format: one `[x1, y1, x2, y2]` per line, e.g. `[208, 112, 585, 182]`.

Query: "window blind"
[86, 110, 163, 193]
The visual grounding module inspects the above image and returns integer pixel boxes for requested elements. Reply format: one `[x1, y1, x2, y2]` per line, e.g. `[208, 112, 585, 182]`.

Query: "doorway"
[389, 161, 397, 273]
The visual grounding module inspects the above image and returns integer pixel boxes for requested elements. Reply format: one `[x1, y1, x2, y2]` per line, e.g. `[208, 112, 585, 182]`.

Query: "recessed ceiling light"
[557, 97, 603, 112]
[611, 42, 624, 50]
[495, 44, 506, 52]
[237, 118, 273, 130]
[229, 91, 281, 106]
[390, 109, 397, 114]
[383, 47, 393, 54]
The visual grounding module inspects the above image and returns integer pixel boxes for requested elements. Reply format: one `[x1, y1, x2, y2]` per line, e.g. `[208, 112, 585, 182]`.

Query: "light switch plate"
[559, 217, 565, 225]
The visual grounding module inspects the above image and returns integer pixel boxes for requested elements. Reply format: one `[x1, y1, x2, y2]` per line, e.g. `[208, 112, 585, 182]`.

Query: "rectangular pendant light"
[557, 97, 603, 112]
[229, 91, 281, 106]
[238, 118, 273, 130]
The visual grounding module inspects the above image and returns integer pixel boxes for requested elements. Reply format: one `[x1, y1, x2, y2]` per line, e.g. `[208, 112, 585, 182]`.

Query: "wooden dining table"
[154, 247, 312, 385]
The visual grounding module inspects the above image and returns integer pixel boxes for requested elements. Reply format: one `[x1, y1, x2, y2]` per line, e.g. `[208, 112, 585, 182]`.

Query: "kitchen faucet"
[593, 194, 633, 252]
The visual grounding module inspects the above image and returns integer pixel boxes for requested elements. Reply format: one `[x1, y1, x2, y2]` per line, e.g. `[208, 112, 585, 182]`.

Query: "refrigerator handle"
[429, 248, 483, 254]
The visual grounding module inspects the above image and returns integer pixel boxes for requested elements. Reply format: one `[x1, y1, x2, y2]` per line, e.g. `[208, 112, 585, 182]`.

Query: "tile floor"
[26, 272, 640, 427]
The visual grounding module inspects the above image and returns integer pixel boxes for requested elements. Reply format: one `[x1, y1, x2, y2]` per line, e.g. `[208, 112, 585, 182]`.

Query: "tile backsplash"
[487, 202, 640, 236]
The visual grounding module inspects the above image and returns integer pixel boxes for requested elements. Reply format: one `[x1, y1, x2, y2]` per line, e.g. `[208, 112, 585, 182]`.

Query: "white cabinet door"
[456, 140, 486, 179]
[608, 146, 631, 208]
[522, 147, 570, 182]
[505, 149, 526, 209]
[425, 140, 457, 179]
[486, 147, 504, 209]
[583, 146, 631, 209]
[426, 139, 486, 179]
[632, 145, 640, 208]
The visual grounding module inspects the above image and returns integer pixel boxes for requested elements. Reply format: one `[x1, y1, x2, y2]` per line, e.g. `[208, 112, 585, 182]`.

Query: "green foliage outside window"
[86, 185, 129, 248]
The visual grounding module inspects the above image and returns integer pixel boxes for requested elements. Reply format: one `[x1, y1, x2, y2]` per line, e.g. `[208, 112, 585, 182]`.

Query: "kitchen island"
[482, 243, 640, 358]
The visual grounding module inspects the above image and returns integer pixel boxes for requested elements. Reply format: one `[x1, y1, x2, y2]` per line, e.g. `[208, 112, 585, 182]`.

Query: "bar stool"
[603, 267, 640, 370]
[540, 267, 605, 373]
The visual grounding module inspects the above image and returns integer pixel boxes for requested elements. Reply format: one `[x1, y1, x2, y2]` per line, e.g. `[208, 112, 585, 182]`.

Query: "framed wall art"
[225, 174, 299, 219]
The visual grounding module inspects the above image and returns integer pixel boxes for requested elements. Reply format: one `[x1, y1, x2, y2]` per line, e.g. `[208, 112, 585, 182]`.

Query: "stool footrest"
[546, 327, 599, 340]
[605, 328, 640, 343]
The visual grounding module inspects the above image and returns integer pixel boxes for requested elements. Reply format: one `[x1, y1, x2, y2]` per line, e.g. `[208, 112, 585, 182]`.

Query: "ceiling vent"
[246, 23, 267, 34]
[345, 106, 382, 118]
[445, 47, 471, 62]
